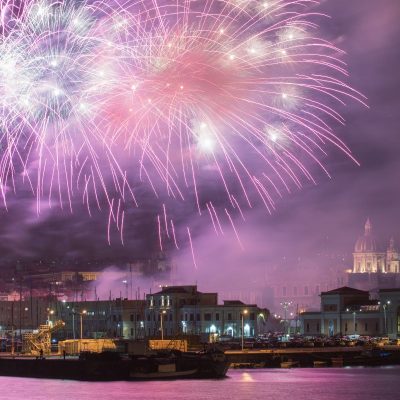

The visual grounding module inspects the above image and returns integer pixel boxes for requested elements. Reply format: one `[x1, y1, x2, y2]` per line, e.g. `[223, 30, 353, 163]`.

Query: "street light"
[347, 308, 357, 335]
[122, 280, 128, 299]
[80, 310, 87, 340]
[71, 308, 77, 340]
[47, 309, 54, 327]
[257, 313, 266, 337]
[280, 301, 292, 336]
[241, 309, 248, 351]
[382, 300, 391, 336]
[160, 310, 167, 341]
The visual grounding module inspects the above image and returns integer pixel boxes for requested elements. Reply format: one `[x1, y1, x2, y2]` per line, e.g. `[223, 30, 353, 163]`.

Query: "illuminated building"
[145, 286, 268, 339]
[349, 219, 400, 291]
[353, 218, 399, 273]
[300, 286, 400, 339]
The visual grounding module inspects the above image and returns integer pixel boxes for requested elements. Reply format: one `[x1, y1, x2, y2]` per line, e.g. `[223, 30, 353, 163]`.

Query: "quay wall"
[225, 346, 400, 367]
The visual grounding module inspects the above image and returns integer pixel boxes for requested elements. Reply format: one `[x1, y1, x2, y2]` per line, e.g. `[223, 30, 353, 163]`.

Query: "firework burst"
[0, 0, 366, 252]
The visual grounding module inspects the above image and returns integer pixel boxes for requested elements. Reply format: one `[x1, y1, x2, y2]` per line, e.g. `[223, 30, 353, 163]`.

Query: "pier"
[225, 346, 400, 368]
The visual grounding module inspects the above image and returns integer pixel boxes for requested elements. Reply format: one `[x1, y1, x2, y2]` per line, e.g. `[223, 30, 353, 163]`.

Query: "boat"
[280, 360, 299, 368]
[343, 348, 398, 366]
[0, 347, 229, 381]
[129, 348, 229, 380]
[313, 361, 327, 368]
[331, 357, 344, 367]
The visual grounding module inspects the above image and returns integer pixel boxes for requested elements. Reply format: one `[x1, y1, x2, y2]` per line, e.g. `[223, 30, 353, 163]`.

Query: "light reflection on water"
[1, 367, 400, 400]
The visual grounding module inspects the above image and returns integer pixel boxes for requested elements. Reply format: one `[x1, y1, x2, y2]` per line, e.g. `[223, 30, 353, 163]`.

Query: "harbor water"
[1, 366, 399, 400]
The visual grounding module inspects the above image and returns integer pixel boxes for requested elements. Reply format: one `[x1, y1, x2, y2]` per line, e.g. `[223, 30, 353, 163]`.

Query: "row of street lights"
[345, 299, 391, 336]
[47, 298, 395, 343]
[159, 309, 251, 350]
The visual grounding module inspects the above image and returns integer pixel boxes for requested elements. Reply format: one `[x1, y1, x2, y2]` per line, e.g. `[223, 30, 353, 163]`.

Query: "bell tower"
[386, 237, 400, 273]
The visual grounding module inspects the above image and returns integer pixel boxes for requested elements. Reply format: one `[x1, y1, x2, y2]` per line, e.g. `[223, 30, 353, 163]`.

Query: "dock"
[225, 345, 400, 368]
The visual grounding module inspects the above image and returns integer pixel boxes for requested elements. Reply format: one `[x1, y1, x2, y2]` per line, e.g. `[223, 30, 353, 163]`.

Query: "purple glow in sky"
[0, 0, 398, 278]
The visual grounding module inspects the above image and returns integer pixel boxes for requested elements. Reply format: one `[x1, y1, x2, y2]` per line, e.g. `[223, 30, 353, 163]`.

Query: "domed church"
[352, 218, 400, 274]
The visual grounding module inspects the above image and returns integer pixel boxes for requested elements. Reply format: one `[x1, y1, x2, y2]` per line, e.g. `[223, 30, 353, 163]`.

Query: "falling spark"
[187, 227, 198, 269]
[170, 219, 179, 249]
[163, 203, 170, 238]
[225, 208, 244, 250]
[157, 214, 163, 251]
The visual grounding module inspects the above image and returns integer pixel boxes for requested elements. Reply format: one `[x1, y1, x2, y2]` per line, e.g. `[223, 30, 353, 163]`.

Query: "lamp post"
[11, 324, 14, 355]
[122, 280, 128, 299]
[241, 309, 248, 351]
[347, 309, 358, 335]
[47, 309, 54, 327]
[280, 301, 292, 337]
[72, 308, 76, 340]
[290, 312, 294, 334]
[257, 313, 265, 337]
[383, 300, 391, 336]
[345, 308, 357, 335]
[80, 310, 87, 340]
[160, 310, 167, 341]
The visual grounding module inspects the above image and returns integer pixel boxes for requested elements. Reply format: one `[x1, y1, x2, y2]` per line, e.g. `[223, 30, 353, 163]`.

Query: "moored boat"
[280, 360, 299, 368]
[0, 347, 229, 381]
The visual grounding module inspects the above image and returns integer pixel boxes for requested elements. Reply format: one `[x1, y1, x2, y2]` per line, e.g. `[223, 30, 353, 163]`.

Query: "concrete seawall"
[225, 346, 400, 367]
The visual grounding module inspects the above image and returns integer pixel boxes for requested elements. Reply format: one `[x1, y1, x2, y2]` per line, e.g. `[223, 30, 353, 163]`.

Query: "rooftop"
[222, 300, 258, 307]
[153, 285, 218, 297]
[154, 285, 200, 295]
[321, 286, 369, 296]
[379, 288, 400, 293]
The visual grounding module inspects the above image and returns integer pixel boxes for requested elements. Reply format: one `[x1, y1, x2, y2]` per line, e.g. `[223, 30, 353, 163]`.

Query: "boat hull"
[0, 350, 229, 381]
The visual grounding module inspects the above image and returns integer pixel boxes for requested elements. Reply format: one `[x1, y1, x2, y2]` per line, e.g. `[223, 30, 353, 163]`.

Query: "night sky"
[0, 0, 399, 281]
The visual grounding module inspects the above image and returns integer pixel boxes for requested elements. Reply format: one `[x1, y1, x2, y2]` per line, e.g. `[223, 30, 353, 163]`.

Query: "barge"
[0, 348, 229, 381]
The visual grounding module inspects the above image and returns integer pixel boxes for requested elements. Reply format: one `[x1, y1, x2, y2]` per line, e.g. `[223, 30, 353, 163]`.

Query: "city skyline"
[0, 1, 398, 396]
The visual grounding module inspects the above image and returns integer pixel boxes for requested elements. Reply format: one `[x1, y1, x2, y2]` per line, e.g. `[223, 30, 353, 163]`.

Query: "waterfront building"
[145, 285, 268, 339]
[379, 289, 400, 339]
[0, 298, 49, 335]
[300, 286, 400, 338]
[25, 271, 101, 286]
[263, 252, 348, 313]
[53, 299, 146, 340]
[267, 219, 400, 316]
[264, 268, 347, 316]
[0, 285, 267, 342]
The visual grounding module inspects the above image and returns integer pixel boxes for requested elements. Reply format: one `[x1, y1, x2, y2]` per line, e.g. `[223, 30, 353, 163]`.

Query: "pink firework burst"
[0, 0, 366, 252]
[97, 0, 366, 212]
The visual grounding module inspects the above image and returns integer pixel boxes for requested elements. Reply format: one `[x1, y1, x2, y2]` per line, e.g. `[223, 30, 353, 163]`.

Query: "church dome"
[354, 218, 377, 253]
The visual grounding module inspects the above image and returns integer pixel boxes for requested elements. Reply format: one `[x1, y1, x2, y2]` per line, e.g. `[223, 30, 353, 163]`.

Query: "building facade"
[53, 299, 146, 340]
[379, 289, 400, 339]
[300, 286, 400, 338]
[145, 286, 268, 339]
[352, 219, 400, 273]
[0, 298, 49, 334]
[349, 219, 400, 291]
[0, 286, 268, 342]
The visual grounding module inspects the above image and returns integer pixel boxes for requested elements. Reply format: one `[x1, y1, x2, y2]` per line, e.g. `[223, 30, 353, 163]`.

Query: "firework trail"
[0, 0, 366, 256]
